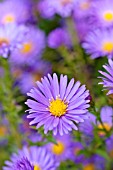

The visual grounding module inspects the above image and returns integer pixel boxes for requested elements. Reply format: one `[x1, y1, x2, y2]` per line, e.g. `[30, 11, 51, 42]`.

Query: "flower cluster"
[1, 0, 113, 169]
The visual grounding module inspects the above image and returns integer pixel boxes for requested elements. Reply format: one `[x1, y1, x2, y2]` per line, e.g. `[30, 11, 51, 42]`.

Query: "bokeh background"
[1, 0, 113, 169]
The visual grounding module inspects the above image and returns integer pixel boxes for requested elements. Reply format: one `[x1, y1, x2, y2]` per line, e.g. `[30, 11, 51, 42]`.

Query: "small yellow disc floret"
[49, 98, 67, 117]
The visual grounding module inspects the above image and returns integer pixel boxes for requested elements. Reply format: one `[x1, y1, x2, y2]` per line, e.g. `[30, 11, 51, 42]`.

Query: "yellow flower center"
[34, 165, 41, 170]
[103, 11, 113, 21]
[3, 14, 15, 23]
[83, 164, 95, 170]
[21, 42, 32, 54]
[49, 98, 67, 117]
[0, 126, 7, 137]
[98, 123, 111, 136]
[102, 41, 113, 53]
[80, 2, 90, 10]
[52, 141, 65, 155]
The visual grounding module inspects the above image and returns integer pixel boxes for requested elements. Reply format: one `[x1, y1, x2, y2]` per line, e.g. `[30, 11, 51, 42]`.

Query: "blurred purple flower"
[82, 29, 113, 59]
[13, 157, 33, 170]
[37, 0, 55, 19]
[0, 0, 33, 25]
[91, 0, 113, 28]
[99, 59, 113, 95]
[47, 134, 73, 162]
[48, 0, 77, 17]
[18, 60, 51, 94]
[47, 28, 72, 49]
[0, 23, 27, 58]
[3, 146, 59, 170]
[25, 73, 90, 136]
[10, 26, 45, 65]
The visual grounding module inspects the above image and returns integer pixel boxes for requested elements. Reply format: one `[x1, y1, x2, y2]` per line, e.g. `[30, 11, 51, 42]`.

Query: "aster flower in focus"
[91, 0, 113, 28]
[25, 73, 90, 136]
[0, 24, 27, 58]
[3, 146, 58, 170]
[47, 28, 72, 49]
[10, 26, 45, 65]
[99, 59, 113, 95]
[47, 134, 73, 162]
[0, 0, 33, 25]
[47, 0, 76, 17]
[13, 157, 33, 170]
[82, 29, 113, 59]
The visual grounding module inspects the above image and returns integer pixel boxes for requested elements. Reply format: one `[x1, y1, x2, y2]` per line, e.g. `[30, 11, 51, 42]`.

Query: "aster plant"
[25, 73, 90, 136]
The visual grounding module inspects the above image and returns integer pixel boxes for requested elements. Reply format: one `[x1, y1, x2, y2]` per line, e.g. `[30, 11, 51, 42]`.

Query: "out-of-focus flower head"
[0, 0, 33, 25]
[37, 0, 55, 19]
[47, 27, 72, 49]
[106, 135, 113, 158]
[9, 26, 45, 65]
[3, 146, 59, 170]
[79, 106, 113, 137]
[47, 0, 77, 17]
[97, 106, 113, 136]
[91, 0, 113, 28]
[17, 60, 51, 94]
[13, 157, 33, 170]
[73, 0, 93, 19]
[47, 134, 73, 162]
[25, 73, 90, 136]
[0, 23, 27, 58]
[82, 29, 113, 59]
[73, 18, 92, 42]
[82, 154, 105, 170]
[71, 141, 84, 164]
[79, 112, 96, 137]
[19, 114, 43, 144]
[99, 59, 113, 95]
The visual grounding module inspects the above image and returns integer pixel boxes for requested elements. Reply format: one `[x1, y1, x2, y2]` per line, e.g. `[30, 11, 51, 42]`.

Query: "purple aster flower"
[71, 141, 84, 164]
[73, 18, 92, 42]
[37, 0, 55, 19]
[83, 154, 105, 170]
[0, 23, 27, 58]
[10, 26, 45, 65]
[25, 73, 90, 136]
[47, 0, 77, 17]
[79, 106, 113, 137]
[79, 112, 96, 137]
[0, 0, 33, 25]
[3, 146, 59, 170]
[47, 27, 72, 49]
[73, 0, 93, 19]
[91, 0, 113, 28]
[82, 29, 113, 59]
[13, 157, 33, 170]
[47, 134, 73, 162]
[19, 114, 43, 144]
[99, 59, 113, 95]
[18, 60, 51, 94]
[106, 135, 113, 158]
